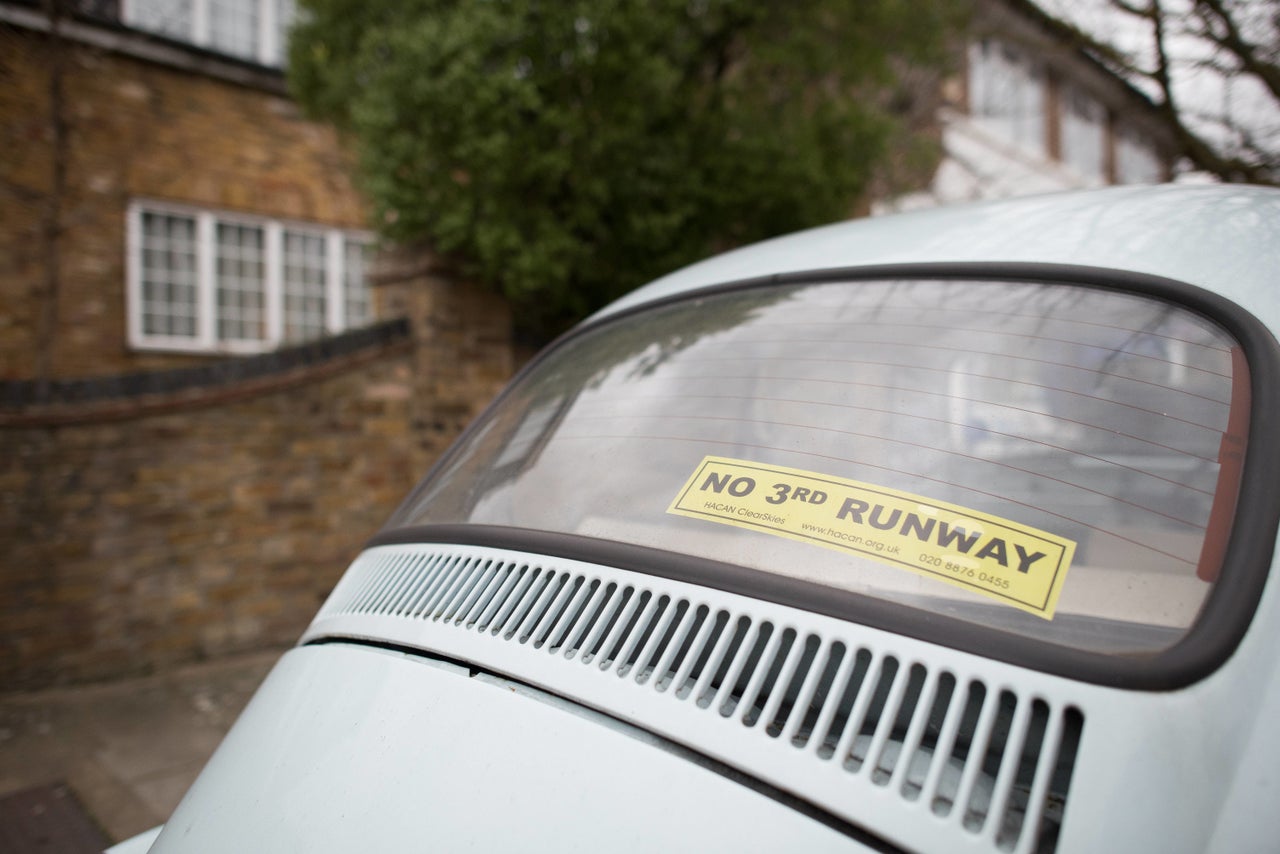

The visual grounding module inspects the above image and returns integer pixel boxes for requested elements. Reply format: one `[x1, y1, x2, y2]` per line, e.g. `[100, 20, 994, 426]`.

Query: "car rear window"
[386, 278, 1250, 656]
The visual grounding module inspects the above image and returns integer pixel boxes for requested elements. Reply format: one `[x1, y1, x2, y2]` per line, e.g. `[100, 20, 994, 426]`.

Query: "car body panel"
[596, 185, 1280, 334]
[147, 643, 867, 853]
[104, 825, 161, 854]
[127, 186, 1280, 853]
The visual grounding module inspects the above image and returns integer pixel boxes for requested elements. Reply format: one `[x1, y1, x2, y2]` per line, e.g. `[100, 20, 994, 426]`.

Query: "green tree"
[290, 0, 957, 338]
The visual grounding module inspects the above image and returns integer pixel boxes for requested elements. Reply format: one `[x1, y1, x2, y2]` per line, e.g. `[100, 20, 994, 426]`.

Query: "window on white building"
[128, 201, 375, 354]
[964, 38, 1168, 189]
[968, 39, 1046, 155]
[122, 0, 295, 66]
[1059, 86, 1107, 183]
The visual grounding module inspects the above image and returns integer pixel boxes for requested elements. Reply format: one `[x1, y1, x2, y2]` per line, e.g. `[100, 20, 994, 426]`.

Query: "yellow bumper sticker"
[667, 456, 1076, 620]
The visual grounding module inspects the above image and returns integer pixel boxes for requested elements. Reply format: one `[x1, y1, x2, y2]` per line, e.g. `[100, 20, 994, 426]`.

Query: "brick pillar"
[373, 246, 515, 464]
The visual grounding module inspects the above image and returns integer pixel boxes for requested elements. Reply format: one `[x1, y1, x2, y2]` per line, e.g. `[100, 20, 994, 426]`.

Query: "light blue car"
[114, 184, 1280, 854]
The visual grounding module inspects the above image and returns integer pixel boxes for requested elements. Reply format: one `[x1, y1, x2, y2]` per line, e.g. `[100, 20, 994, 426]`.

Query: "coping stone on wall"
[0, 319, 413, 426]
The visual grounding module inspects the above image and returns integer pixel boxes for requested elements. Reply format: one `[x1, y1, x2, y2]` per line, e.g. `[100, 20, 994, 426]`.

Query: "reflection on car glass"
[388, 279, 1247, 656]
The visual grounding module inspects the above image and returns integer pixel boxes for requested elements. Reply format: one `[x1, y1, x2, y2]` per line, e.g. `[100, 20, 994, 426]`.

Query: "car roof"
[592, 184, 1280, 332]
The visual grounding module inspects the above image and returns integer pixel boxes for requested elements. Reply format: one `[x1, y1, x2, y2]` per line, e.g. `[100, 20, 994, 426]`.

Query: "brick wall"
[0, 19, 518, 688]
[0, 23, 368, 380]
[1, 278, 514, 689]
[2, 350, 420, 686]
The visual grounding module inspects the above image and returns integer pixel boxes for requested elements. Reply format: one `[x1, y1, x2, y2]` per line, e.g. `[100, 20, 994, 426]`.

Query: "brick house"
[0, 0, 1174, 690]
[2, 0, 390, 380]
[0, 0, 515, 688]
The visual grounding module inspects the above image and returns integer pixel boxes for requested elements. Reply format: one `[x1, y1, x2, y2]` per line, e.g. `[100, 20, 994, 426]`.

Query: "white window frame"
[121, 0, 292, 66]
[127, 199, 375, 355]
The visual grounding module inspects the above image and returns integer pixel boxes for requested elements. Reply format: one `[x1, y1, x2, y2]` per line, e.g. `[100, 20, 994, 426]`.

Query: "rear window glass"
[387, 279, 1250, 655]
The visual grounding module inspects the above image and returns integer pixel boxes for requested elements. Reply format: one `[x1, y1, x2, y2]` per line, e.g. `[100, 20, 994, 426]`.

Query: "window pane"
[209, 0, 259, 60]
[275, 0, 297, 65]
[283, 230, 327, 342]
[390, 280, 1247, 656]
[215, 222, 266, 343]
[969, 39, 1046, 155]
[343, 239, 373, 328]
[125, 0, 193, 40]
[140, 211, 198, 339]
[1060, 86, 1106, 182]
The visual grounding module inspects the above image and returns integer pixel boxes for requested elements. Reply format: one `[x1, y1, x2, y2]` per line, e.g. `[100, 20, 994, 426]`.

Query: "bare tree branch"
[1147, 0, 1275, 181]
[1194, 0, 1280, 101]
[1040, 0, 1277, 184]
